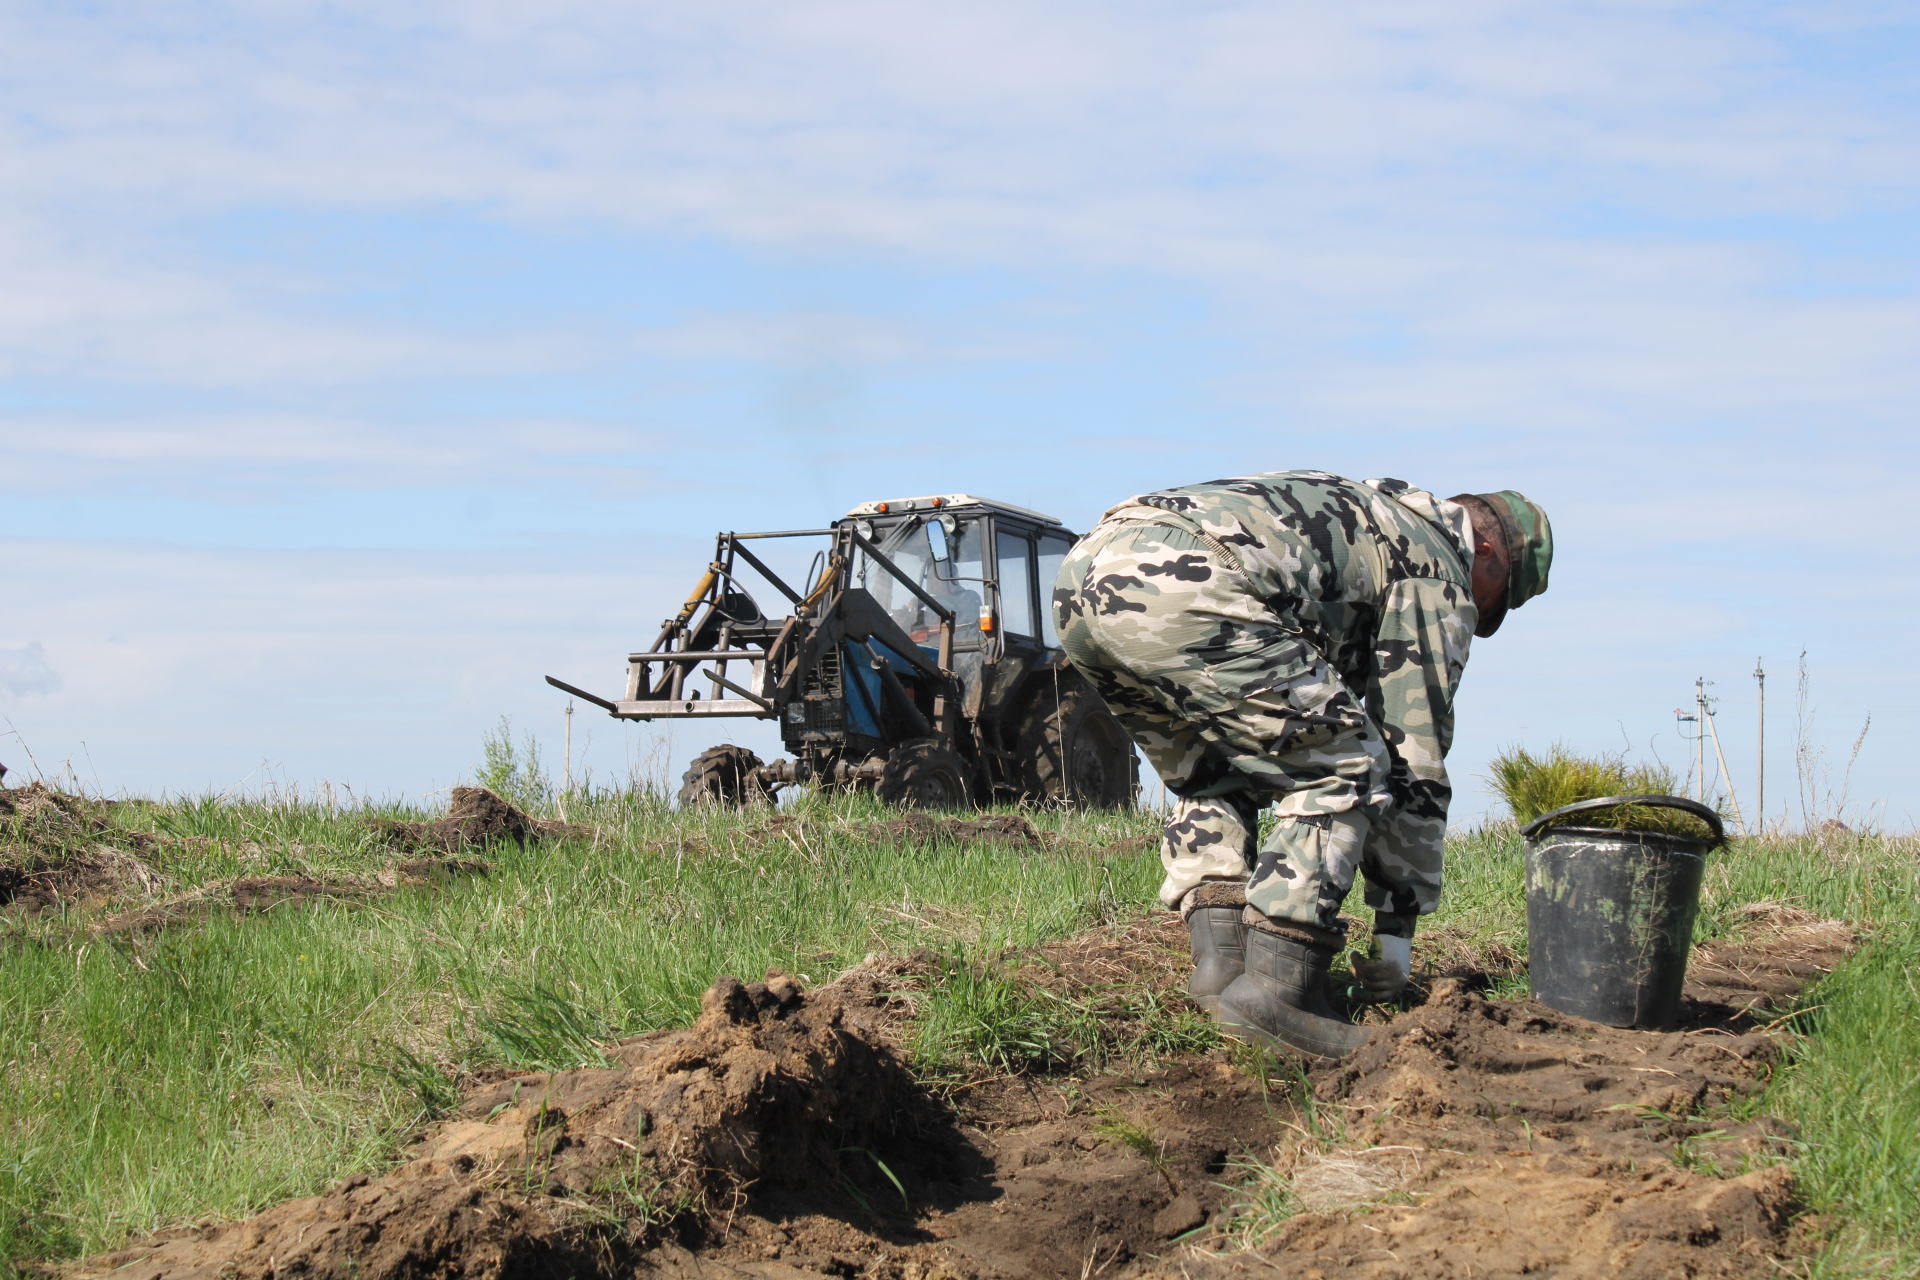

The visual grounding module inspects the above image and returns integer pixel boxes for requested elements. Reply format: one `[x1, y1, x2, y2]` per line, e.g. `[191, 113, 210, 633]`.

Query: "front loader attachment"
[545, 523, 954, 725]
[545, 529, 820, 721]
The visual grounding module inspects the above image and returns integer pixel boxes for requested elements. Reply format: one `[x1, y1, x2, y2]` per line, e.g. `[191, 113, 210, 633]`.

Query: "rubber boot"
[1183, 888, 1248, 1012]
[1213, 917, 1371, 1061]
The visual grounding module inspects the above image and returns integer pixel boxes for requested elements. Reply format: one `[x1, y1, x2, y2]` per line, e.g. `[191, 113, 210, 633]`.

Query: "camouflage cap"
[1450, 490, 1553, 635]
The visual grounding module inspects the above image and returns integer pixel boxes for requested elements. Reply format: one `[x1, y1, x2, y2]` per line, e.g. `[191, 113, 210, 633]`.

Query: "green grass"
[0, 789, 1160, 1271]
[1701, 829, 1920, 1277]
[910, 950, 1219, 1076]
[1769, 930, 1920, 1278]
[2, 783, 1915, 1277]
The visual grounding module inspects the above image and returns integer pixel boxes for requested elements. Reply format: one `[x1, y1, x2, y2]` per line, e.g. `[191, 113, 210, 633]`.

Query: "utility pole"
[1674, 702, 1699, 796]
[561, 699, 575, 820]
[1702, 692, 1745, 834]
[1695, 677, 1708, 805]
[1753, 658, 1766, 834]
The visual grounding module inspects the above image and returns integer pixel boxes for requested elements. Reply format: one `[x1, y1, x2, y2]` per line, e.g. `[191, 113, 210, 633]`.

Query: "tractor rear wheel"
[1017, 679, 1138, 808]
[678, 745, 770, 808]
[875, 740, 971, 810]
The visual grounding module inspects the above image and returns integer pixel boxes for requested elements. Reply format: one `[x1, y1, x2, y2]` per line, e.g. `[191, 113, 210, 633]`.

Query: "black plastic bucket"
[1520, 794, 1725, 1029]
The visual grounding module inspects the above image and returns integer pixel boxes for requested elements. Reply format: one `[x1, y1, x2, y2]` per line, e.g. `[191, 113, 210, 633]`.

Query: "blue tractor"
[547, 494, 1136, 808]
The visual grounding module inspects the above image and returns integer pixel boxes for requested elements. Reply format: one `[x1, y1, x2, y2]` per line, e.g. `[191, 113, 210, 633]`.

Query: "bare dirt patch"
[91, 859, 493, 936]
[95, 875, 380, 936]
[367, 786, 589, 855]
[1184, 982, 1794, 1280]
[63, 910, 1854, 1280]
[0, 782, 500, 932]
[1163, 912, 1857, 1280]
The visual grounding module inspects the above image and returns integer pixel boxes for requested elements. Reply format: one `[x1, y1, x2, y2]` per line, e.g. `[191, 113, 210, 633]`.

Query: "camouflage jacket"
[1107, 471, 1478, 833]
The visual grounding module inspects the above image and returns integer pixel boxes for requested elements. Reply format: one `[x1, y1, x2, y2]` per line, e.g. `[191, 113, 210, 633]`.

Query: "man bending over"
[1052, 472, 1551, 1059]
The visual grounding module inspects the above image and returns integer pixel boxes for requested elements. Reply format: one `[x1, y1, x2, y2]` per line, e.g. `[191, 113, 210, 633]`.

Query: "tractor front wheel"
[678, 745, 771, 808]
[875, 740, 971, 810]
[1017, 679, 1138, 808]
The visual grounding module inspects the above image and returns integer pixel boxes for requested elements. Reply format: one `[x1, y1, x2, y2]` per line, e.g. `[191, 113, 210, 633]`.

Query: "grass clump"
[910, 951, 1218, 1077]
[1490, 744, 1719, 840]
[1769, 928, 1920, 1273]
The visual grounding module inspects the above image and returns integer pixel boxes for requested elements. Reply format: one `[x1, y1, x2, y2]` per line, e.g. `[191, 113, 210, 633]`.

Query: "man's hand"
[1351, 934, 1412, 1003]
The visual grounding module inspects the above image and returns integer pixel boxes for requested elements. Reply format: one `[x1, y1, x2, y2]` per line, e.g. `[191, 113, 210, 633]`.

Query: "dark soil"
[67, 966, 962, 1280]
[871, 812, 1047, 849]
[95, 876, 377, 936]
[393, 856, 495, 884]
[0, 783, 162, 911]
[368, 786, 588, 854]
[1, 783, 505, 931]
[92, 859, 494, 936]
[754, 811, 1051, 850]
[63, 907, 1854, 1280]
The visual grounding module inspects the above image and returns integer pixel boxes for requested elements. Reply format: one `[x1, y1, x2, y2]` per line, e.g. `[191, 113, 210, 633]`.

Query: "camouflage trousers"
[1053, 514, 1441, 931]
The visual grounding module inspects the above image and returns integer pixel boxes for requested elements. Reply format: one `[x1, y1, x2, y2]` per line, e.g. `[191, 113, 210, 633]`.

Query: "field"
[2, 779, 1916, 1278]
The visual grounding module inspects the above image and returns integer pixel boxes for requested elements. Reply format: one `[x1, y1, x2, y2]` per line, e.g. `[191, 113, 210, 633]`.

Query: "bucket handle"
[1519, 793, 1725, 847]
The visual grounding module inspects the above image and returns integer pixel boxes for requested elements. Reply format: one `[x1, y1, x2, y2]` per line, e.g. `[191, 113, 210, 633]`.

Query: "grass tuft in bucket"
[1491, 745, 1721, 840]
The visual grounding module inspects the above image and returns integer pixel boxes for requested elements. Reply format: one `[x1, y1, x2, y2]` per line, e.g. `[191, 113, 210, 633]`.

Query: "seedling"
[1491, 745, 1720, 839]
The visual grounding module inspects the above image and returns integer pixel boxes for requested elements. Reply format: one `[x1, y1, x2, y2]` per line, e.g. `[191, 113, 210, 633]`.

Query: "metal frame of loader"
[546, 494, 1137, 808]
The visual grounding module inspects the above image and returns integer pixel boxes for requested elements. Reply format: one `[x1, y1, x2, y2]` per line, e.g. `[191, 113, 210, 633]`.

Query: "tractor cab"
[838, 494, 1076, 715]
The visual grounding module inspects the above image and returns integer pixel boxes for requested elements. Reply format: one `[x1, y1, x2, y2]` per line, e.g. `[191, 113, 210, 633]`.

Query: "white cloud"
[0, 2, 1908, 408]
[0, 213, 598, 385]
[4, 4, 1914, 248]
[1, 419, 671, 497]
[0, 3, 1908, 400]
[0, 641, 60, 697]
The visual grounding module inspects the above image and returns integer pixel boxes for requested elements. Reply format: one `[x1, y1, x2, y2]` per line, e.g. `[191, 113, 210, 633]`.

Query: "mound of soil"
[1189, 980, 1792, 1280]
[70, 969, 957, 1280]
[368, 787, 587, 855]
[65, 908, 1855, 1280]
[872, 812, 1048, 848]
[1, 846, 158, 912]
[84, 858, 491, 937]
[96, 875, 380, 936]
[0, 783, 161, 911]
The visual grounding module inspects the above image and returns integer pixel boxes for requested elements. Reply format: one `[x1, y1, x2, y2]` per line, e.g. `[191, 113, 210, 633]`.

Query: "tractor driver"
[1052, 472, 1551, 1059]
[878, 521, 983, 650]
[900, 564, 982, 647]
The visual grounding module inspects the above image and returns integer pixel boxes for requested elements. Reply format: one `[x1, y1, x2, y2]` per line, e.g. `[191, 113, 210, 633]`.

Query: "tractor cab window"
[994, 530, 1036, 637]
[1036, 529, 1074, 648]
[854, 517, 984, 648]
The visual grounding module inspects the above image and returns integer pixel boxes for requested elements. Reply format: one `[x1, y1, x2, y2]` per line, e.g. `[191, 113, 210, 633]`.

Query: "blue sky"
[2, 1, 1915, 826]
